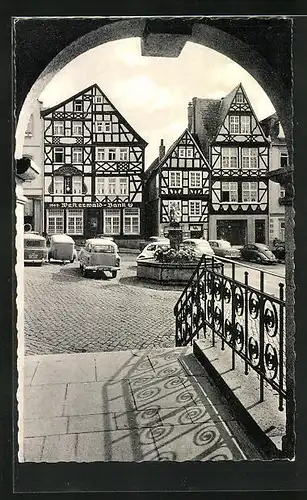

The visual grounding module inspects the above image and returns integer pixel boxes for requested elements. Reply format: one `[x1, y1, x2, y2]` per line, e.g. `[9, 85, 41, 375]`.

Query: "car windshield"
[219, 241, 231, 249]
[93, 245, 114, 253]
[24, 239, 45, 247]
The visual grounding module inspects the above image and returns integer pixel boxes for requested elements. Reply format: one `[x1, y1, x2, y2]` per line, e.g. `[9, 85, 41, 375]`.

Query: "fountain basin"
[136, 259, 199, 284]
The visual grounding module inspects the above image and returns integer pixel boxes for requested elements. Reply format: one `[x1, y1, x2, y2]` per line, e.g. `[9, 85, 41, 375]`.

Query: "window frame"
[72, 121, 82, 136]
[240, 115, 251, 134]
[189, 171, 202, 188]
[54, 121, 64, 136]
[47, 209, 64, 235]
[221, 182, 238, 203]
[54, 147, 64, 163]
[72, 176, 83, 195]
[189, 200, 202, 216]
[169, 171, 182, 188]
[241, 181, 258, 203]
[74, 100, 82, 112]
[229, 115, 240, 134]
[66, 209, 84, 235]
[221, 148, 238, 169]
[123, 207, 140, 235]
[53, 176, 64, 194]
[108, 148, 116, 161]
[280, 151, 289, 168]
[96, 147, 105, 161]
[96, 177, 105, 195]
[119, 147, 129, 161]
[242, 148, 258, 169]
[104, 209, 121, 235]
[72, 147, 83, 164]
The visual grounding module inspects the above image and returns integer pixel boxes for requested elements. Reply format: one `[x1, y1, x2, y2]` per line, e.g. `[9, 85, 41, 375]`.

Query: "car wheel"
[111, 271, 117, 278]
[81, 266, 88, 278]
[255, 256, 262, 263]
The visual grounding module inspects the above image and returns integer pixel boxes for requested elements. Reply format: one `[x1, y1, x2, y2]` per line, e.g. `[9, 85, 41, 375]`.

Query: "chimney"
[187, 101, 193, 132]
[159, 139, 165, 161]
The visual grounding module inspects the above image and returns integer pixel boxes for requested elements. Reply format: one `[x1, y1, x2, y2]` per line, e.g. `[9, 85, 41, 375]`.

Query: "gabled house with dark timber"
[41, 84, 147, 246]
[190, 83, 270, 245]
[144, 128, 211, 239]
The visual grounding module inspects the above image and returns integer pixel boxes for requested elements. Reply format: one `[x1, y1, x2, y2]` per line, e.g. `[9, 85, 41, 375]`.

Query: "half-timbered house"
[41, 84, 147, 246]
[190, 83, 270, 245]
[144, 129, 211, 239]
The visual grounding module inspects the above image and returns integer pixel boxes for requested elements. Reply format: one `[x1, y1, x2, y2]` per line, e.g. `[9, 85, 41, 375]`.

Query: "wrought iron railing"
[174, 255, 286, 410]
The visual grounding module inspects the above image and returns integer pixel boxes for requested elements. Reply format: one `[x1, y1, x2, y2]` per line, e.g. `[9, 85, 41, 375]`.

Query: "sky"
[40, 37, 275, 167]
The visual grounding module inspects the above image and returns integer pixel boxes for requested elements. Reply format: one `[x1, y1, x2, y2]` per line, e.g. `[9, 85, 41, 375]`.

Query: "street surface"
[24, 254, 285, 356]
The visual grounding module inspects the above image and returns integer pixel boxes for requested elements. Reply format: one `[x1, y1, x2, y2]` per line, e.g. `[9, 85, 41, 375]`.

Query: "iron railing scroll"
[174, 255, 286, 411]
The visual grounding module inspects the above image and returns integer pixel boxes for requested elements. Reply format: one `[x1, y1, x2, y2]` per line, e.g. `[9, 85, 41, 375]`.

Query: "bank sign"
[45, 201, 135, 209]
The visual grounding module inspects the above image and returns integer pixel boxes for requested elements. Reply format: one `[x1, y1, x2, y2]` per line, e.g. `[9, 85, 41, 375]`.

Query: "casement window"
[229, 115, 240, 134]
[53, 176, 64, 194]
[222, 148, 238, 169]
[47, 209, 64, 234]
[72, 176, 82, 194]
[279, 219, 285, 240]
[96, 177, 105, 195]
[54, 121, 64, 135]
[235, 92, 244, 103]
[242, 182, 258, 202]
[96, 147, 105, 161]
[72, 121, 82, 136]
[108, 148, 116, 161]
[54, 147, 64, 163]
[169, 171, 182, 188]
[178, 147, 193, 158]
[74, 100, 82, 112]
[25, 114, 33, 136]
[119, 148, 129, 161]
[124, 208, 140, 235]
[221, 182, 238, 202]
[66, 209, 84, 235]
[95, 120, 111, 133]
[94, 95, 103, 104]
[108, 178, 116, 194]
[241, 115, 251, 134]
[280, 185, 286, 198]
[280, 152, 288, 168]
[189, 200, 202, 216]
[72, 148, 82, 163]
[189, 171, 202, 188]
[104, 209, 121, 235]
[242, 148, 258, 169]
[229, 115, 250, 134]
[119, 178, 128, 195]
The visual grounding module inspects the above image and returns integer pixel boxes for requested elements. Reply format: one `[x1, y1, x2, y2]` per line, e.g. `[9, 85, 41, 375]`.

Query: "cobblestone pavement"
[24, 255, 285, 356]
[24, 255, 182, 356]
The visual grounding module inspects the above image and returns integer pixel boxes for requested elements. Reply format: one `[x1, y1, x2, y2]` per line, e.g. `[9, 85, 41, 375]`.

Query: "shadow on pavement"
[51, 265, 112, 283]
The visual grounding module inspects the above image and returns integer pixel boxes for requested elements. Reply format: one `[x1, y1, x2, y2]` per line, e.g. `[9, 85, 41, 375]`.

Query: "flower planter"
[137, 259, 199, 284]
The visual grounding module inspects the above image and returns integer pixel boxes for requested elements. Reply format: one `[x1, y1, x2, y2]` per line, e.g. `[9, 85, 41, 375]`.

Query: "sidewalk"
[22, 347, 263, 462]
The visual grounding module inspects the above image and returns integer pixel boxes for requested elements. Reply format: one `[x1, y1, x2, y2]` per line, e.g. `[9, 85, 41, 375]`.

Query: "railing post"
[232, 261, 236, 281]
[279, 282, 285, 411]
[259, 292, 265, 403]
[244, 271, 249, 375]
[221, 262, 225, 351]
[260, 269, 264, 294]
[211, 256, 215, 347]
[231, 281, 236, 370]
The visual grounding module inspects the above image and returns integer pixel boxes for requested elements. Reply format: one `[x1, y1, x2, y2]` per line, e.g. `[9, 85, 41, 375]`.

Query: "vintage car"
[139, 236, 170, 252]
[209, 239, 241, 259]
[24, 232, 48, 265]
[181, 238, 214, 258]
[78, 238, 120, 278]
[240, 243, 277, 264]
[137, 241, 170, 261]
[48, 234, 77, 263]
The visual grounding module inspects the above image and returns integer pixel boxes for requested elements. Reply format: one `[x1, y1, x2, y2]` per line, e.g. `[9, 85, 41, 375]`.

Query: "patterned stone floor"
[21, 347, 264, 462]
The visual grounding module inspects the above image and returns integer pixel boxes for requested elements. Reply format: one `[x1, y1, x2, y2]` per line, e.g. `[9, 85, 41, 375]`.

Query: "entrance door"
[255, 219, 266, 243]
[216, 220, 247, 246]
[86, 208, 101, 238]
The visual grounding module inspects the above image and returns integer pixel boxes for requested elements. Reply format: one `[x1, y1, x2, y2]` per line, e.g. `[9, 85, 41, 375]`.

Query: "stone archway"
[15, 18, 292, 159]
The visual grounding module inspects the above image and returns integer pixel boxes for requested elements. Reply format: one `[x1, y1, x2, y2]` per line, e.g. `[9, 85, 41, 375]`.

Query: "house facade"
[260, 113, 288, 245]
[144, 129, 211, 239]
[190, 84, 270, 245]
[42, 84, 147, 246]
[22, 100, 44, 233]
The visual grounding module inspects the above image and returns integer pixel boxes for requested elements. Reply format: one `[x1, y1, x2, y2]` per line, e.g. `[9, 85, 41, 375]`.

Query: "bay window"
[189, 200, 201, 216]
[104, 209, 120, 235]
[242, 148, 258, 169]
[124, 208, 140, 235]
[242, 182, 258, 202]
[169, 171, 182, 188]
[66, 209, 84, 235]
[189, 171, 201, 187]
[221, 182, 238, 202]
[47, 209, 64, 234]
[222, 148, 238, 169]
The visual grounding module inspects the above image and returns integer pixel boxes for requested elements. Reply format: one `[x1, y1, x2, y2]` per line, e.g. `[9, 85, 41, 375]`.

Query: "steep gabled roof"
[145, 128, 210, 182]
[41, 83, 148, 146]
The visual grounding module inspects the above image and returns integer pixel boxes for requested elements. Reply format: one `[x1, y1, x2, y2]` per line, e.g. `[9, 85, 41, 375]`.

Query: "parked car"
[240, 243, 277, 264]
[181, 239, 214, 258]
[209, 239, 241, 259]
[272, 242, 285, 261]
[139, 236, 170, 252]
[78, 238, 120, 278]
[137, 241, 170, 261]
[48, 234, 77, 263]
[24, 232, 48, 266]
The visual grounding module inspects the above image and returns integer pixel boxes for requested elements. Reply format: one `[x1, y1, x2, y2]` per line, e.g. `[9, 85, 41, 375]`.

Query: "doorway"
[255, 219, 266, 244]
[216, 220, 247, 246]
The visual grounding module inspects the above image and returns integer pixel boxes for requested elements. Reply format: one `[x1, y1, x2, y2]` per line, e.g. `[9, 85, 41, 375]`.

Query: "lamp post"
[267, 166, 295, 458]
